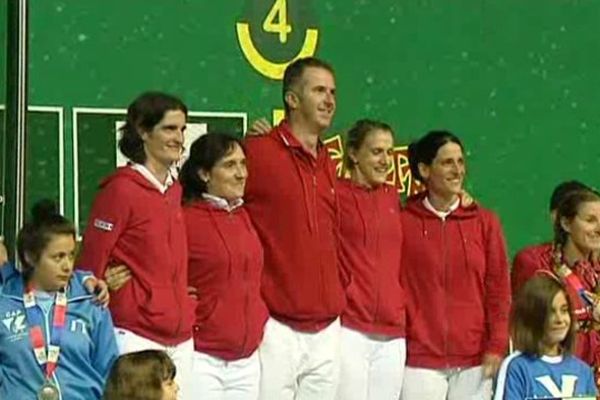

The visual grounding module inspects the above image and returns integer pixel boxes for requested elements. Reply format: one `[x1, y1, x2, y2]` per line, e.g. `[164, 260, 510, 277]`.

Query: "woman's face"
[161, 378, 179, 400]
[200, 142, 248, 202]
[562, 200, 600, 254]
[349, 129, 394, 188]
[541, 290, 571, 354]
[418, 141, 465, 201]
[142, 109, 186, 168]
[30, 234, 75, 291]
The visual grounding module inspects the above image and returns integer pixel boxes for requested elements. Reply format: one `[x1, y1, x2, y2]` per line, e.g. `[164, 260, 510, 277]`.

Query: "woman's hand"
[482, 353, 503, 379]
[460, 190, 475, 207]
[246, 118, 272, 136]
[83, 277, 110, 307]
[104, 264, 132, 292]
[0, 239, 7, 266]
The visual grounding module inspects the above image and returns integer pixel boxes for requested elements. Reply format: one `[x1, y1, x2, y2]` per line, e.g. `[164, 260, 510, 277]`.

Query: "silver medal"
[37, 381, 59, 400]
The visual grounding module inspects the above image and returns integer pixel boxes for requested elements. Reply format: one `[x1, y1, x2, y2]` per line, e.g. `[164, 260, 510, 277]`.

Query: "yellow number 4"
[263, 0, 292, 44]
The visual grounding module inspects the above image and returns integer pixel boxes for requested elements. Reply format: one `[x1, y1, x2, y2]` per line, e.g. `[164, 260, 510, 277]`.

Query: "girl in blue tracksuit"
[0, 200, 118, 400]
[494, 274, 598, 399]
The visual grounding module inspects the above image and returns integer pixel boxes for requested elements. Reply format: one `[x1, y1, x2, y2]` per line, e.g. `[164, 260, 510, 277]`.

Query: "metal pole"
[3, 0, 28, 260]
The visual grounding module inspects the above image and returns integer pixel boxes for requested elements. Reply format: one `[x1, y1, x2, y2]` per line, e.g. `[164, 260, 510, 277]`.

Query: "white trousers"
[189, 350, 260, 400]
[258, 317, 341, 400]
[400, 365, 492, 400]
[336, 327, 406, 400]
[114, 328, 194, 400]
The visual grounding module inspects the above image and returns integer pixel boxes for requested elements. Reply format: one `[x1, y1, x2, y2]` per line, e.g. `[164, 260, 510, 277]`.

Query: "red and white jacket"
[78, 166, 194, 346]
[337, 179, 406, 337]
[401, 195, 510, 368]
[184, 199, 268, 361]
[244, 121, 346, 332]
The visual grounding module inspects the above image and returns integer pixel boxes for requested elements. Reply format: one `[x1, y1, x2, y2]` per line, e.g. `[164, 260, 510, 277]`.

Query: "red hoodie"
[511, 242, 553, 296]
[184, 201, 269, 361]
[244, 121, 345, 332]
[337, 180, 406, 337]
[78, 167, 193, 346]
[401, 196, 510, 368]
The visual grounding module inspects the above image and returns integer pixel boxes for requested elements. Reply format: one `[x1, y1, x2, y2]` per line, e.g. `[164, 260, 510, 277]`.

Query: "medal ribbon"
[555, 263, 594, 307]
[23, 285, 67, 379]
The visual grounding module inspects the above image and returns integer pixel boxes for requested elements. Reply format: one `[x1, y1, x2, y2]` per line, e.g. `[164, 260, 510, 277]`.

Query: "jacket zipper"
[45, 303, 63, 399]
[240, 256, 250, 355]
[168, 196, 183, 339]
[313, 172, 325, 311]
[442, 219, 449, 366]
[373, 192, 382, 324]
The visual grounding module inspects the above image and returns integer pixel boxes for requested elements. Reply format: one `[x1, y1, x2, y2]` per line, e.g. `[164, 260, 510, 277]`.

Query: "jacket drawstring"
[283, 134, 316, 234]
[208, 208, 234, 279]
[350, 190, 369, 247]
[456, 219, 470, 276]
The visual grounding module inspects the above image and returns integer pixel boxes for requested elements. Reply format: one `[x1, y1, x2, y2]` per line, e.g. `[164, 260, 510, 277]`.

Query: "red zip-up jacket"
[184, 200, 269, 361]
[338, 179, 406, 337]
[511, 244, 600, 368]
[78, 167, 193, 346]
[401, 196, 510, 368]
[244, 121, 345, 332]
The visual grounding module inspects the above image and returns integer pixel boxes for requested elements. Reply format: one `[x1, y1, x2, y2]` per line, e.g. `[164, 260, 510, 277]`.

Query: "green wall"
[14, 0, 600, 256]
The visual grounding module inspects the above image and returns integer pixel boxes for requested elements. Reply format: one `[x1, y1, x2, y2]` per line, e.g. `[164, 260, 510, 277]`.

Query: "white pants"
[400, 365, 492, 400]
[189, 350, 260, 400]
[336, 327, 406, 400]
[114, 328, 194, 400]
[258, 317, 341, 400]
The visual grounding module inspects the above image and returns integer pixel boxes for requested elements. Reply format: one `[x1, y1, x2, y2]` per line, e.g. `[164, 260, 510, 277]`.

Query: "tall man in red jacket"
[244, 57, 346, 400]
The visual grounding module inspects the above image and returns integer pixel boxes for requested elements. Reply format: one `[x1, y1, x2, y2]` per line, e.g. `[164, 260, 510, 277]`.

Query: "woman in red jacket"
[399, 130, 511, 400]
[335, 119, 406, 400]
[78, 92, 194, 399]
[178, 133, 269, 400]
[513, 187, 600, 389]
[511, 180, 589, 295]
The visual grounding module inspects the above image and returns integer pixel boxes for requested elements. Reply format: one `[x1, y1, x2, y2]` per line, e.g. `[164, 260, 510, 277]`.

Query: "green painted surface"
[16, 0, 600, 256]
[26, 110, 60, 211]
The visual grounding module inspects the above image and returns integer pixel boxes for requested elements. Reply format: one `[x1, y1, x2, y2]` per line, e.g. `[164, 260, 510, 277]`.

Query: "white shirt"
[423, 196, 460, 221]
[201, 193, 244, 212]
[131, 164, 176, 194]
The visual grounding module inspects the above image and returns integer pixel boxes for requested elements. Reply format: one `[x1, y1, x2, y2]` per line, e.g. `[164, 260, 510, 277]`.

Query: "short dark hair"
[511, 274, 576, 356]
[344, 119, 394, 170]
[103, 350, 176, 400]
[282, 57, 335, 114]
[554, 187, 600, 250]
[118, 92, 188, 164]
[407, 130, 463, 181]
[17, 199, 75, 278]
[179, 133, 244, 203]
[549, 180, 589, 212]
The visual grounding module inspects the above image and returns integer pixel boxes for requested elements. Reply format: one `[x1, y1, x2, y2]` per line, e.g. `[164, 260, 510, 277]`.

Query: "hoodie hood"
[99, 166, 164, 193]
[405, 191, 479, 220]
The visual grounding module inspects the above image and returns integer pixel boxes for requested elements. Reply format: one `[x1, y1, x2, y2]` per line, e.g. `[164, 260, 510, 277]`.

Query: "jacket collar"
[201, 193, 244, 212]
[1, 271, 91, 302]
[131, 164, 176, 194]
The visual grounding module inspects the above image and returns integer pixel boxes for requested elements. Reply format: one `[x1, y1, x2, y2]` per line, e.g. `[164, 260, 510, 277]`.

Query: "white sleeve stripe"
[493, 351, 522, 400]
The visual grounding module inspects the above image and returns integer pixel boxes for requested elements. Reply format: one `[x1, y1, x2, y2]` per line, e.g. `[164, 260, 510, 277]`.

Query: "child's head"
[103, 350, 178, 400]
[511, 274, 576, 357]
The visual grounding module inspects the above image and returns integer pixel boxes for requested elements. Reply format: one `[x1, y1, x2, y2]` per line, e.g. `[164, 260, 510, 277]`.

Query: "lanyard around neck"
[23, 285, 68, 379]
